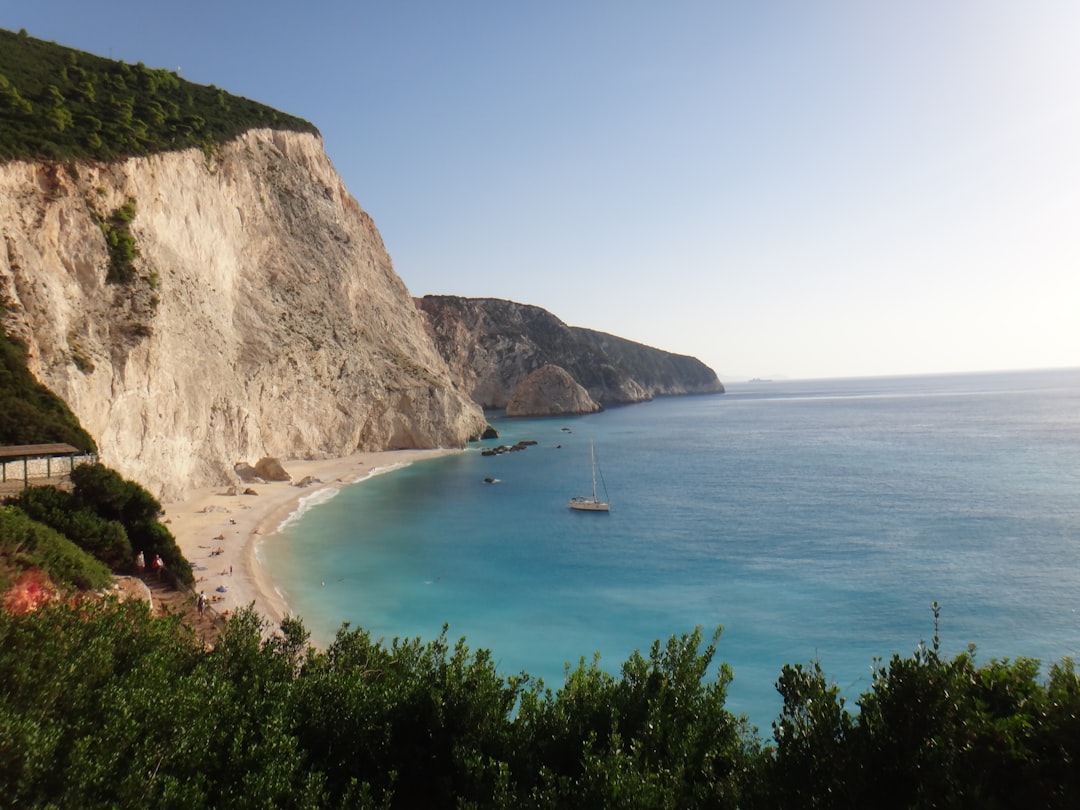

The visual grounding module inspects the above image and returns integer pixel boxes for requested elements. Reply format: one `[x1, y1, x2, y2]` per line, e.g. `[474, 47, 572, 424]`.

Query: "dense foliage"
[0, 324, 96, 451]
[5, 463, 192, 585]
[0, 599, 1077, 809]
[0, 506, 112, 593]
[0, 27, 317, 163]
[762, 605, 1080, 809]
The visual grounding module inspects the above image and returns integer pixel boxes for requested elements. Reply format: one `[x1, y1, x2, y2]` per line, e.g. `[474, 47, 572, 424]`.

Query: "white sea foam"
[271, 462, 413, 534]
[276, 486, 343, 533]
[365, 461, 411, 478]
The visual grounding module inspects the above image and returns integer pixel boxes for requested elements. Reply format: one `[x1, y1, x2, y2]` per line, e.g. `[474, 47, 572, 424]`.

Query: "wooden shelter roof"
[0, 443, 82, 460]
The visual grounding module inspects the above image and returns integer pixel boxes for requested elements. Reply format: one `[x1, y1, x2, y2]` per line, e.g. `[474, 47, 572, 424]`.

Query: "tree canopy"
[0, 600, 1077, 808]
[0, 27, 317, 163]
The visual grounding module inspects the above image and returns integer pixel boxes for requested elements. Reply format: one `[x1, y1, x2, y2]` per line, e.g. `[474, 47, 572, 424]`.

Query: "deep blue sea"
[262, 368, 1080, 731]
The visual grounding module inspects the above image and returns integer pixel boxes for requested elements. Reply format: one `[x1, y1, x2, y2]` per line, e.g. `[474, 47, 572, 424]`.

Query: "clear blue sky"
[5, 1, 1078, 380]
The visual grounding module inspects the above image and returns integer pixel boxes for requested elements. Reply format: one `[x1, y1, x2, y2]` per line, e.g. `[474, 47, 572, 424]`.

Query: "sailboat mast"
[590, 441, 598, 500]
[569, 440, 610, 511]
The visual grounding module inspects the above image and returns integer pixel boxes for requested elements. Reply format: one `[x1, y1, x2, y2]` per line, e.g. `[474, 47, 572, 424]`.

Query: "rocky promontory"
[505, 365, 603, 417]
[416, 295, 724, 409]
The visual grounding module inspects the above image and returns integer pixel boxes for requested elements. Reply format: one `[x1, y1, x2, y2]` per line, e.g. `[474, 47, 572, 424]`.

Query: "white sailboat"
[569, 441, 610, 512]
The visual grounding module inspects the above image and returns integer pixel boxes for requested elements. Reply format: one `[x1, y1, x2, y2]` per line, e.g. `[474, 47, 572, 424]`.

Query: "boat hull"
[569, 498, 610, 512]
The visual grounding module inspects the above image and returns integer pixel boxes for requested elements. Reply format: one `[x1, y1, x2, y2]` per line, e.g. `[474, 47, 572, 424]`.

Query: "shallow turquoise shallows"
[262, 368, 1080, 730]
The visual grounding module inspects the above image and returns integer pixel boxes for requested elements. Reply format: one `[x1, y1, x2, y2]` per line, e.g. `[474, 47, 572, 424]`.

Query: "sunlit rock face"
[505, 364, 602, 417]
[0, 129, 486, 500]
[415, 295, 725, 409]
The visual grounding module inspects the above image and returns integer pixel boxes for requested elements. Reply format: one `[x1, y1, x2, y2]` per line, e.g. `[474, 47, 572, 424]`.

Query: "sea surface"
[262, 368, 1080, 730]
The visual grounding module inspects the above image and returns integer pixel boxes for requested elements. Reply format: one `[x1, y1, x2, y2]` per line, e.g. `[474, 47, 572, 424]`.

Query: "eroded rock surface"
[506, 364, 602, 417]
[416, 295, 724, 409]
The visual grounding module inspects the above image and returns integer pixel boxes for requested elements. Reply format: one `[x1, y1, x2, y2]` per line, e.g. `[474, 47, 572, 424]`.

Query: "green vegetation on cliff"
[0, 320, 96, 452]
[0, 27, 317, 163]
[0, 603, 1077, 808]
[0, 506, 113, 593]
[7, 463, 193, 585]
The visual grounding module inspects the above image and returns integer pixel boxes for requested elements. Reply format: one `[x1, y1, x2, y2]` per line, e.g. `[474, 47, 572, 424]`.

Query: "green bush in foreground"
[761, 605, 1080, 810]
[1, 600, 1078, 809]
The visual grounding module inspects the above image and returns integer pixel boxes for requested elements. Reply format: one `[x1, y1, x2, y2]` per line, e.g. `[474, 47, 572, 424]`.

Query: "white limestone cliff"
[0, 129, 487, 500]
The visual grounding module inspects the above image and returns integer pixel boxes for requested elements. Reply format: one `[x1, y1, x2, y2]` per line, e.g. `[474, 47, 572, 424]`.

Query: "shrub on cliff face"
[0, 323, 97, 451]
[99, 198, 140, 284]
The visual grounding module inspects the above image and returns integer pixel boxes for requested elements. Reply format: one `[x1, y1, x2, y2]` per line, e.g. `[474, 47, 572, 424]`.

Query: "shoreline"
[162, 449, 463, 628]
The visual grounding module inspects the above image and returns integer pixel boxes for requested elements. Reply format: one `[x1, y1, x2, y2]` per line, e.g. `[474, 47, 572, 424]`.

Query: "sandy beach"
[161, 449, 462, 627]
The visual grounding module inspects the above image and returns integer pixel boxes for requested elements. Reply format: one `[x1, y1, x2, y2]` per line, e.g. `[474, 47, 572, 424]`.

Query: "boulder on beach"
[234, 462, 261, 483]
[254, 457, 291, 482]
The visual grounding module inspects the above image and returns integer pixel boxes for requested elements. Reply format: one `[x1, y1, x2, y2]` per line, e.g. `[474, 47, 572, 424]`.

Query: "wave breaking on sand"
[163, 449, 462, 628]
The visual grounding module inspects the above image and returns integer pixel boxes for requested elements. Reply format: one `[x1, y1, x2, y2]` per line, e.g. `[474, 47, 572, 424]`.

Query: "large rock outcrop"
[0, 130, 487, 500]
[505, 365, 602, 417]
[416, 295, 724, 409]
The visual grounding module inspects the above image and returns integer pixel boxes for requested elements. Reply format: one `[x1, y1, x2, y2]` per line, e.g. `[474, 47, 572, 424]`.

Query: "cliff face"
[0, 130, 487, 499]
[416, 296, 724, 409]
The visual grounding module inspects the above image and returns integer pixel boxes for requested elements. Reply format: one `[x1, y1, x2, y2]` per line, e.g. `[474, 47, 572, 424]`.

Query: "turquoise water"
[263, 368, 1080, 729]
